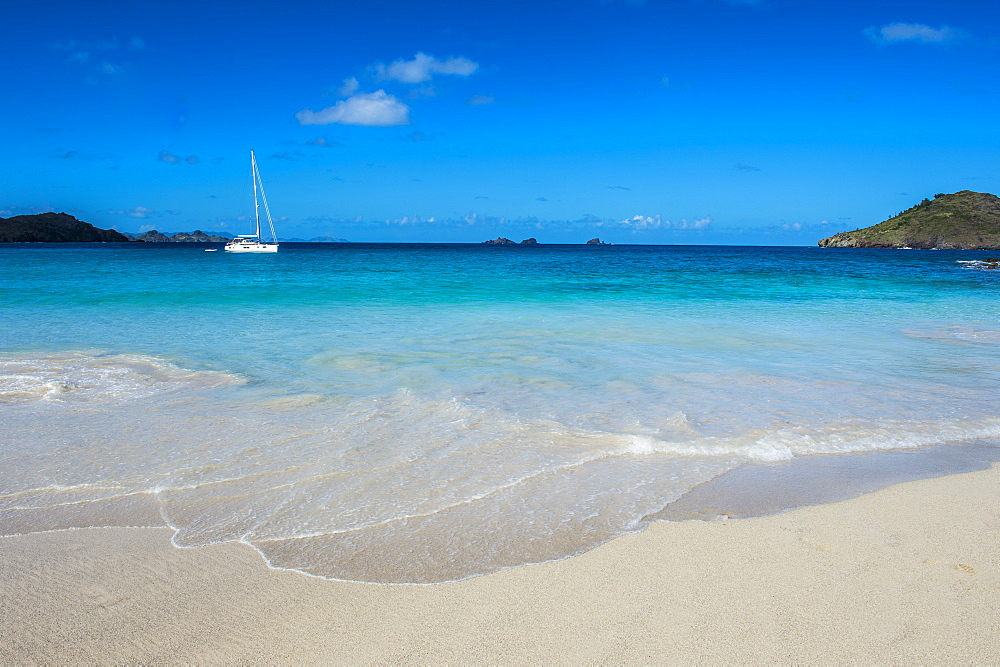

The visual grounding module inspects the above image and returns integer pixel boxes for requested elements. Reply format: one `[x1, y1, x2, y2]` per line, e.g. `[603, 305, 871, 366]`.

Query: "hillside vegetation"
[819, 191, 1000, 249]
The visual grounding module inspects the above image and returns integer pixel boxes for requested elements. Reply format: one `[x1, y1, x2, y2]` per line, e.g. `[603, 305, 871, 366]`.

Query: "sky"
[2, 0, 998, 244]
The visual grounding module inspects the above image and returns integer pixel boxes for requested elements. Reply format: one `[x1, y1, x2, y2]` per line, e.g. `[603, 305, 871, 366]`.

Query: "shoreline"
[650, 439, 1000, 521]
[2, 464, 998, 662]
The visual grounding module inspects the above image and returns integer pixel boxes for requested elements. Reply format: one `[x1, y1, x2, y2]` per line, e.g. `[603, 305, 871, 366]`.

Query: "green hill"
[818, 191, 1000, 249]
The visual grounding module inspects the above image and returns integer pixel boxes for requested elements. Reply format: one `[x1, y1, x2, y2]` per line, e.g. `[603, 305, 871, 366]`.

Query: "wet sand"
[1, 464, 998, 662]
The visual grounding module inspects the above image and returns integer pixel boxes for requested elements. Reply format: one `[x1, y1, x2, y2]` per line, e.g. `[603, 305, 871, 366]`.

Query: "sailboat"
[225, 151, 279, 253]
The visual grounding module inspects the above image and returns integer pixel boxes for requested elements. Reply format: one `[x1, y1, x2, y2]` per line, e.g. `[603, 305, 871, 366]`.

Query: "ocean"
[2, 242, 999, 583]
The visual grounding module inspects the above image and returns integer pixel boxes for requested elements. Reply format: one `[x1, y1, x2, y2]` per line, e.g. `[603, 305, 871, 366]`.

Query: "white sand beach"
[2, 464, 997, 663]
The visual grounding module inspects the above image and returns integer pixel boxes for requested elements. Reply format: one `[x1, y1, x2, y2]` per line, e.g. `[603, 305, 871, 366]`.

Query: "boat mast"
[251, 150, 261, 239]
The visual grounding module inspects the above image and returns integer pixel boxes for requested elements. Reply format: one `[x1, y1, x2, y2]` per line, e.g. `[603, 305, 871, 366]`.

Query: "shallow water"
[1, 243, 999, 582]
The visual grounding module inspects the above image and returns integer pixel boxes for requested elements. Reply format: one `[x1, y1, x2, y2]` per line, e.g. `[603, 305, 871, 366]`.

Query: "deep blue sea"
[2, 242, 1000, 582]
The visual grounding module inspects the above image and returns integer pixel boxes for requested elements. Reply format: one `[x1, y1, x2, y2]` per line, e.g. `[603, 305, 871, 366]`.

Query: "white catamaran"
[225, 151, 279, 253]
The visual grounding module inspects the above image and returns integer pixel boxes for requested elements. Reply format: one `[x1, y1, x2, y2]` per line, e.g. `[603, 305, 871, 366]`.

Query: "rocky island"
[819, 191, 1000, 250]
[0, 212, 131, 243]
[482, 237, 541, 245]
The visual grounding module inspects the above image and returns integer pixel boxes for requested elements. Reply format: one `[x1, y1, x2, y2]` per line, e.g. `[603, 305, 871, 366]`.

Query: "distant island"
[819, 191, 1000, 250]
[481, 237, 607, 245]
[482, 237, 540, 245]
[0, 212, 352, 243]
[123, 229, 231, 243]
[0, 212, 131, 243]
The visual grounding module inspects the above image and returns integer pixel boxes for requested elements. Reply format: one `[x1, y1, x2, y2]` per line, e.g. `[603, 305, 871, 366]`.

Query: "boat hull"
[224, 242, 278, 253]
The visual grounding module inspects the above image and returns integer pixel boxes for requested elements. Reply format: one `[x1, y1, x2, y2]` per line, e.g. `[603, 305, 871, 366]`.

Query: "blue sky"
[2, 0, 998, 243]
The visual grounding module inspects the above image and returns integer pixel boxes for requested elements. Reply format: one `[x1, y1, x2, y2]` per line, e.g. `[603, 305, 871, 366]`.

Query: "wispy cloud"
[51, 37, 144, 52]
[398, 131, 432, 142]
[297, 90, 410, 127]
[376, 52, 479, 84]
[733, 163, 760, 172]
[865, 23, 965, 45]
[108, 205, 157, 218]
[159, 151, 199, 164]
[607, 185, 632, 191]
[307, 136, 342, 147]
[405, 85, 437, 100]
[50, 36, 143, 78]
[269, 151, 305, 161]
[467, 94, 494, 106]
[55, 150, 100, 160]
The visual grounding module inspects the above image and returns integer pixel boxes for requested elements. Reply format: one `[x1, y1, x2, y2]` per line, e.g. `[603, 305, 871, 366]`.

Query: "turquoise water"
[2, 243, 1000, 582]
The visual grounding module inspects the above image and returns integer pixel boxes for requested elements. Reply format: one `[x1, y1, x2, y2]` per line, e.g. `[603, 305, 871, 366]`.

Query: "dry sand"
[2, 464, 998, 663]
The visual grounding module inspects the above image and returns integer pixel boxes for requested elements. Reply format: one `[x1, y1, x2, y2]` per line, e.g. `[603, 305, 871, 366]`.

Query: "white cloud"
[467, 94, 494, 106]
[619, 214, 665, 230]
[612, 214, 712, 230]
[377, 52, 478, 84]
[865, 23, 963, 45]
[296, 90, 410, 126]
[337, 76, 359, 97]
[108, 206, 156, 218]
